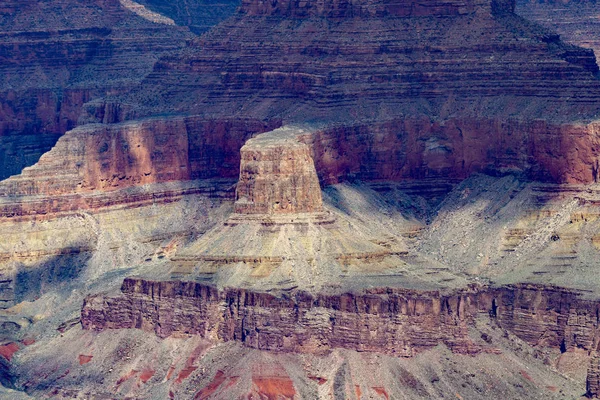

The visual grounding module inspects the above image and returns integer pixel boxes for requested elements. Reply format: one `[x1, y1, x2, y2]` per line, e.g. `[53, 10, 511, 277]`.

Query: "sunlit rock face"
[234, 127, 324, 215]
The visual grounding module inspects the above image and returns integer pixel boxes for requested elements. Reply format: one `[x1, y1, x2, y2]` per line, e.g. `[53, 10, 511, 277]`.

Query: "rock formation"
[2, 0, 600, 398]
[0, 0, 238, 180]
[234, 127, 323, 215]
[81, 278, 600, 366]
[516, 0, 600, 65]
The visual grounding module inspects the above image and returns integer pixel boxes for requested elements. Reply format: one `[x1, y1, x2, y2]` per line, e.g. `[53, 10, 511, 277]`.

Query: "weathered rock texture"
[80, 279, 600, 357]
[516, 0, 600, 65]
[234, 127, 323, 215]
[81, 279, 600, 397]
[134, 0, 240, 34]
[0, 118, 278, 219]
[306, 118, 600, 185]
[0, 0, 239, 180]
[117, 0, 600, 125]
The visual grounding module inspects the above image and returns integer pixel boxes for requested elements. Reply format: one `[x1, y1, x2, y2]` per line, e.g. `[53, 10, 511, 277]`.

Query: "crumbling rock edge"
[82, 277, 600, 397]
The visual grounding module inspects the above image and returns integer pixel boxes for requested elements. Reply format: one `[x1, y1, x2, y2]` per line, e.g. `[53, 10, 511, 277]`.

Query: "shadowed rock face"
[0, 0, 240, 180]
[114, 0, 600, 125]
[516, 0, 600, 65]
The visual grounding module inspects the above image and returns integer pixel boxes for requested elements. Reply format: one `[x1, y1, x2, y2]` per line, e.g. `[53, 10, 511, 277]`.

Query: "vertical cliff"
[234, 127, 323, 215]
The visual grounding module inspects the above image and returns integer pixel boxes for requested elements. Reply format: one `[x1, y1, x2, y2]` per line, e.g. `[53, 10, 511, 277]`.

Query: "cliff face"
[308, 119, 600, 185]
[80, 279, 600, 397]
[117, 0, 600, 125]
[81, 279, 600, 358]
[234, 127, 324, 215]
[240, 0, 514, 17]
[0, 0, 238, 180]
[516, 0, 600, 65]
[0, 117, 278, 219]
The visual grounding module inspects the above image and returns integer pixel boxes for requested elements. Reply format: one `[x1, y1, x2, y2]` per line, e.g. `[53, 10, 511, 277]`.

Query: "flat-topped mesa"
[234, 127, 323, 215]
[240, 0, 515, 17]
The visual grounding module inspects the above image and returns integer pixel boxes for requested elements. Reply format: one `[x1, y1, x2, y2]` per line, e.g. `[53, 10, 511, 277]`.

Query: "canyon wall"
[239, 0, 515, 17]
[82, 278, 600, 397]
[2, 115, 599, 222]
[82, 278, 600, 358]
[119, 0, 600, 126]
[0, 118, 278, 219]
[0, 0, 237, 180]
[307, 118, 600, 185]
[516, 0, 600, 65]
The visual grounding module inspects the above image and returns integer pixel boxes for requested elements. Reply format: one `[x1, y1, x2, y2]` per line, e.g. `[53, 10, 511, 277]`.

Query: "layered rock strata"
[234, 127, 323, 215]
[305, 118, 600, 185]
[116, 0, 600, 125]
[82, 279, 600, 371]
[81, 279, 600, 397]
[0, 117, 278, 219]
[516, 0, 600, 65]
[0, 0, 239, 179]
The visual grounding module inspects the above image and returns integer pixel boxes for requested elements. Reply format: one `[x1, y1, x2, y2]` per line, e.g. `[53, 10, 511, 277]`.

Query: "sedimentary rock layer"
[306, 118, 600, 184]
[0, 117, 278, 219]
[81, 278, 600, 357]
[516, 0, 600, 65]
[81, 278, 600, 396]
[235, 127, 323, 214]
[116, 0, 600, 125]
[0, 0, 239, 179]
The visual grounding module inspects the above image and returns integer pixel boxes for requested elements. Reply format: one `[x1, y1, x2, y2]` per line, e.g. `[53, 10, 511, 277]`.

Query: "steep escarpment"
[307, 118, 600, 185]
[116, 0, 600, 124]
[0, 0, 238, 180]
[0, 117, 278, 219]
[81, 279, 600, 387]
[516, 0, 600, 65]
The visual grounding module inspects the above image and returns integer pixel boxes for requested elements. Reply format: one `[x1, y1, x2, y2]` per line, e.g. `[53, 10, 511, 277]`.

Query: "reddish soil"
[139, 368, 155, 384]
[175, 366, 197, 384]
[116, 369, 138, 387]
[78, 354, 93, 365]
[194, 370, 227, 399]
[373, 386, 390, 399]
[252, 376, 296, 399]
[0, 342, 20, 361]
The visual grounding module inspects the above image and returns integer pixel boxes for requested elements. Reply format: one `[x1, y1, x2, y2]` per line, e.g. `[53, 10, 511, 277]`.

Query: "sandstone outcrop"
[234, 127, 323, 215]
[306, 118, 600, 185]
[80, 279, 600, 357]
[0, 117, 277, 219]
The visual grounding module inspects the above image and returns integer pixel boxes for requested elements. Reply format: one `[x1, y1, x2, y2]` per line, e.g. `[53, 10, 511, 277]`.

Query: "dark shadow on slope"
[13, 250, 93, 305]
[0, 133, 62, 181]
[134, 0, 241, 34]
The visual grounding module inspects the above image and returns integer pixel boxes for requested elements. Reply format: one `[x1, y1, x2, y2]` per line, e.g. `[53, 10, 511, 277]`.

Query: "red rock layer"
[0, 117, 278, 219]
[81, 279, 600, 360]
[82, 278, 485, 356]
[307, 118, 600, 184]
[234, 128, 324, 214]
